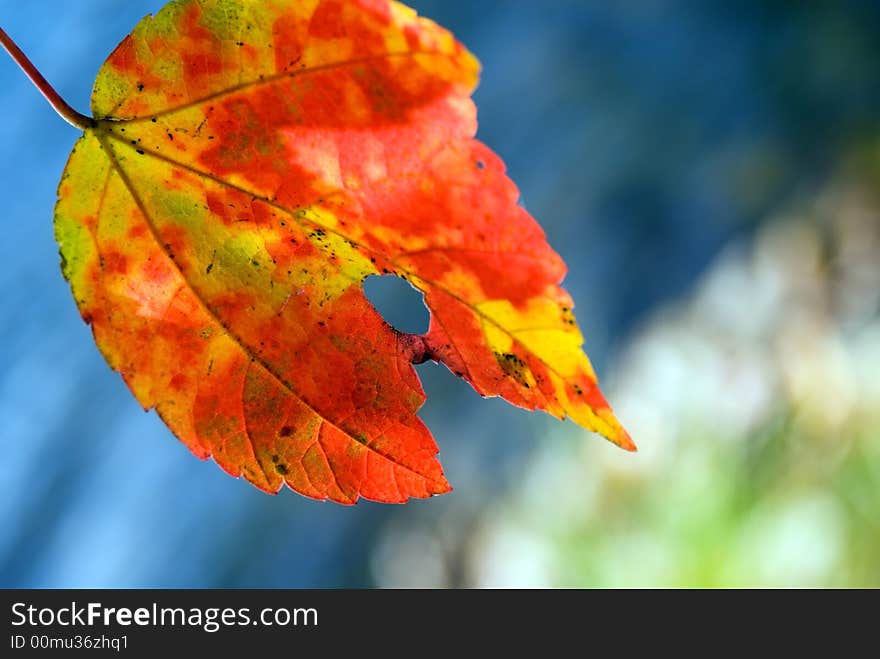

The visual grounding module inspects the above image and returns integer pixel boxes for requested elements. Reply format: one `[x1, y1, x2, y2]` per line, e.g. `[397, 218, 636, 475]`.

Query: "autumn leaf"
[46, 0, 634, 504]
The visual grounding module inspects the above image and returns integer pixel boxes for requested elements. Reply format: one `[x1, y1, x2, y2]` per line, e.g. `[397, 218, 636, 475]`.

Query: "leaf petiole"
[0, 26, 94, 130]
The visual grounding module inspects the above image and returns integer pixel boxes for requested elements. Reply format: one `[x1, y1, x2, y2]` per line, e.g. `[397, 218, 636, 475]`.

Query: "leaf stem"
[0, 26, 94, 130]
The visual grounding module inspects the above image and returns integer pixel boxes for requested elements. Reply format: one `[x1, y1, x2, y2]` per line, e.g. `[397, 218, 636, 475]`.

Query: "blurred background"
[1, 0, 878, 587]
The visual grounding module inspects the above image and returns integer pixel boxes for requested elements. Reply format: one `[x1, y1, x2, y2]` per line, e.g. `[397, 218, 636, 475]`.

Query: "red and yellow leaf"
[54, 0, 633, 504]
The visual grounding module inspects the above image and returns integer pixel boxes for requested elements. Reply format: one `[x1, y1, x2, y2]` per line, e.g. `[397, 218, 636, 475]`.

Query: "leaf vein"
[241, 360, 271, 488]
[96, 131, 442, 490]
[99, 131, 585, 417]
[111, 50, 460, 123]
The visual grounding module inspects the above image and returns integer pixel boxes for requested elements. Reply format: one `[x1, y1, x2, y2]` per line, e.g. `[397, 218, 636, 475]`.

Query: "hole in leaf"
[363, 274, 429, 335]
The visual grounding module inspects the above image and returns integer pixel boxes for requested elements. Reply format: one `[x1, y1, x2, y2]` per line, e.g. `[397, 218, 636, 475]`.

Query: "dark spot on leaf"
[495, 352, 531, 387]
[274, 463, 289, 476]
[279, 426, 293, 437]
